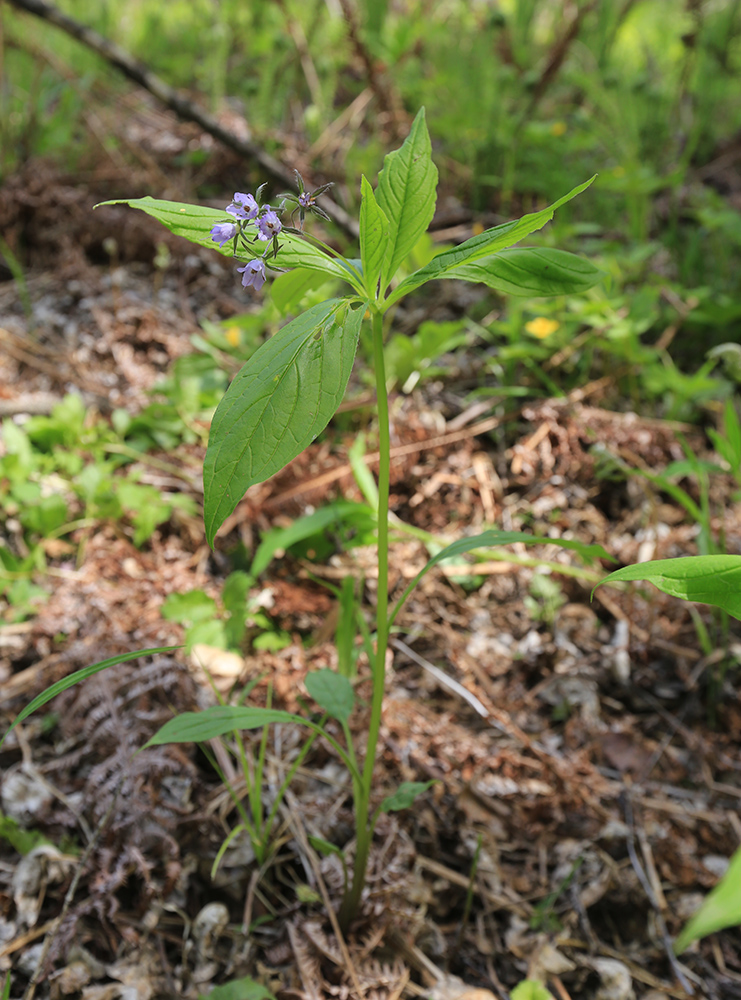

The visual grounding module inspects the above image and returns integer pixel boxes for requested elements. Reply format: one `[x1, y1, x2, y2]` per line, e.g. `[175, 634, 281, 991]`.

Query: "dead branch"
[6, 0, 359, 238]
[525, 0, 598, 117]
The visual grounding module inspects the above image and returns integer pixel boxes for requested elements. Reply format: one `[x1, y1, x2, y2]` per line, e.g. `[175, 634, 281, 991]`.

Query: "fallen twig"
[7, 0, 359, 238]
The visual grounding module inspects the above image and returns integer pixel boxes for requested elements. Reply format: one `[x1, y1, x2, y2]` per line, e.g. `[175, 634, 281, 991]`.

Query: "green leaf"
[375, 107, 438, 291]
[380, 780, 436, 813]
[252, 630, 291, 651]
[389, 530, 613, 627]
[96, 197, 355, 285]
[592, 555, 741, 621]
[270, 268, 333, 315]
[305, 669, 355, 723]
[186, 619, 228, 652]
[198, 976, 275, 1000]
[723, 397, 741, 465]
[510, 982, 555, 1000]
[0, 810, 53, 855]
[359, 175, 390, 299]
[20, 494, 68, 536]
[708, 342, 741, 384]
[143, 705, 362, 784]
[0, 647, 182, 749]
[251, 501, 375, 578]
[445, 247, 604, 296]
[203, 299, 364, 547]
[308, 835, 345, 860]
[386, 176, 596, 306]
[142, 705, 360, 781]
[675, 846, 741, 952]
[161, 590, 217, 625]
[145, 705, 300, 747]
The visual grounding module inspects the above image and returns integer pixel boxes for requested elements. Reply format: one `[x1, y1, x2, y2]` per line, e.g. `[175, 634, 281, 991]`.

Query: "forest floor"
[1, 105, 741, 1000]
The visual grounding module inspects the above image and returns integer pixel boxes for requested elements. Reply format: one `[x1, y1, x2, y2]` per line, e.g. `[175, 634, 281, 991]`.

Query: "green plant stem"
[340, 308, 390, 930]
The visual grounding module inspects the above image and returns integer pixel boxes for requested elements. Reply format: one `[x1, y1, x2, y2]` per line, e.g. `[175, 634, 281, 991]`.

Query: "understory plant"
[4, 108, 739, 939]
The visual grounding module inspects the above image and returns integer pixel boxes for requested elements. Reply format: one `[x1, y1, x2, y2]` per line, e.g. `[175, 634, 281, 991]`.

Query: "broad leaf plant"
[4, 109, 740, 939]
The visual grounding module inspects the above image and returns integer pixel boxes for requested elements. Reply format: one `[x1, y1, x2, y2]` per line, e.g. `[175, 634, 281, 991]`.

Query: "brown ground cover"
[1, 116, 740, 1000]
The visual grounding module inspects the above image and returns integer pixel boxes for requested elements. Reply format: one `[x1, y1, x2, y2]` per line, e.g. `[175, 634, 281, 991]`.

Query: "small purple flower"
[210, 221, 237, 247]
[257, 210, 282, 242]
[227, 192, 259, 221]
[237, 258, 267, 291]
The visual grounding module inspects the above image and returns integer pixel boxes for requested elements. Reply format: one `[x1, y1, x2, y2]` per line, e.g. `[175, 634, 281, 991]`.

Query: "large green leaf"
[675, 846, 741, 952]
[593, 554, 741, 620]
[203, 299, 364, 546]
[0, 647, 181, 749]
[359, 175, 390, 299]
[375, 108, 438, 292]
[270, 267, 334, 315]
[445, 247, 604, 296]
[389, 530, 613, 627]
[385, 176, 596, 306]
[96, 198, 357, 284]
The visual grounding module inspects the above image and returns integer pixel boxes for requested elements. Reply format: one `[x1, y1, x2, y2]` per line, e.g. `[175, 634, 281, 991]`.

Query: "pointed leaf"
[203, 300, 364, 546]
[375, 108, 438, 290]
[251, 501, 375, 578]
[445, 247, 604, 296]
[592, 555, 741, 620]
[389, 530, 613, 627]
[359, 175, 390, 299]
[385, 176, 596, 306]
[308, 835, 345, 860]
[380, 780, 436, 813]
[144, 704, 362, 783]
[675, 846, 741, 952]
[1, 647, 182, 749]
[144, 706, 300, 746]
[305, 669, 355, 723]
[724, 398, 741, 462]
[96, 198, 356, 284]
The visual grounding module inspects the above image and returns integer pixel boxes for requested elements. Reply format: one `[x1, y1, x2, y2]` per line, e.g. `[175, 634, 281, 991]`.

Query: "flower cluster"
[279, 170, 333, 229]
[211, 174, 332, 293]
[210, 189, 283, 292]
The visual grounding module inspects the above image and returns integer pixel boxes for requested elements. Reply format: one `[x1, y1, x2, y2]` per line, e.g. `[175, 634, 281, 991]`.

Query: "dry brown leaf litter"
[0, 150, 740, 999]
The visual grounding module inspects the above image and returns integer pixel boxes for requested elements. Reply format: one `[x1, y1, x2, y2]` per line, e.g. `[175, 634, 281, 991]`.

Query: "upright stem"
[339, 307, 390, 929]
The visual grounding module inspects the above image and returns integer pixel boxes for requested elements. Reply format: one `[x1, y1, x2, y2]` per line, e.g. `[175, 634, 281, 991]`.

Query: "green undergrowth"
[3, 1, 741, 314]
[2, 239, 740, 631]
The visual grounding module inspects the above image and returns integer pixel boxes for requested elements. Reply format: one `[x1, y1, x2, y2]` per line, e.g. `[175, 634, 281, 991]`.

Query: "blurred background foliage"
[2, 0, 741, 408]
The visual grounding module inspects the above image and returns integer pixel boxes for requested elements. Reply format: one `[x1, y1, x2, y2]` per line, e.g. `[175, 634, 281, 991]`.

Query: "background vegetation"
[1, 0, 741, 993]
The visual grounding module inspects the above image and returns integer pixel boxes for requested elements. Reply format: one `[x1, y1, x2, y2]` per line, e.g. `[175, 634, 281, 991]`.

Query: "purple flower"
[237, 258, 267, 291]
[210, 221, 237, 247]
[257, 210, 282, 242]
[227, 192, 259, 221]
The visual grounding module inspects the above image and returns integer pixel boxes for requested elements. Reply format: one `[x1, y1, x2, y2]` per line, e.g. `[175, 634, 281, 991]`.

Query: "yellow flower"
[224, 326, 241, 347]
[525, 317, 560, 339]
[551, 121, 567, 137]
